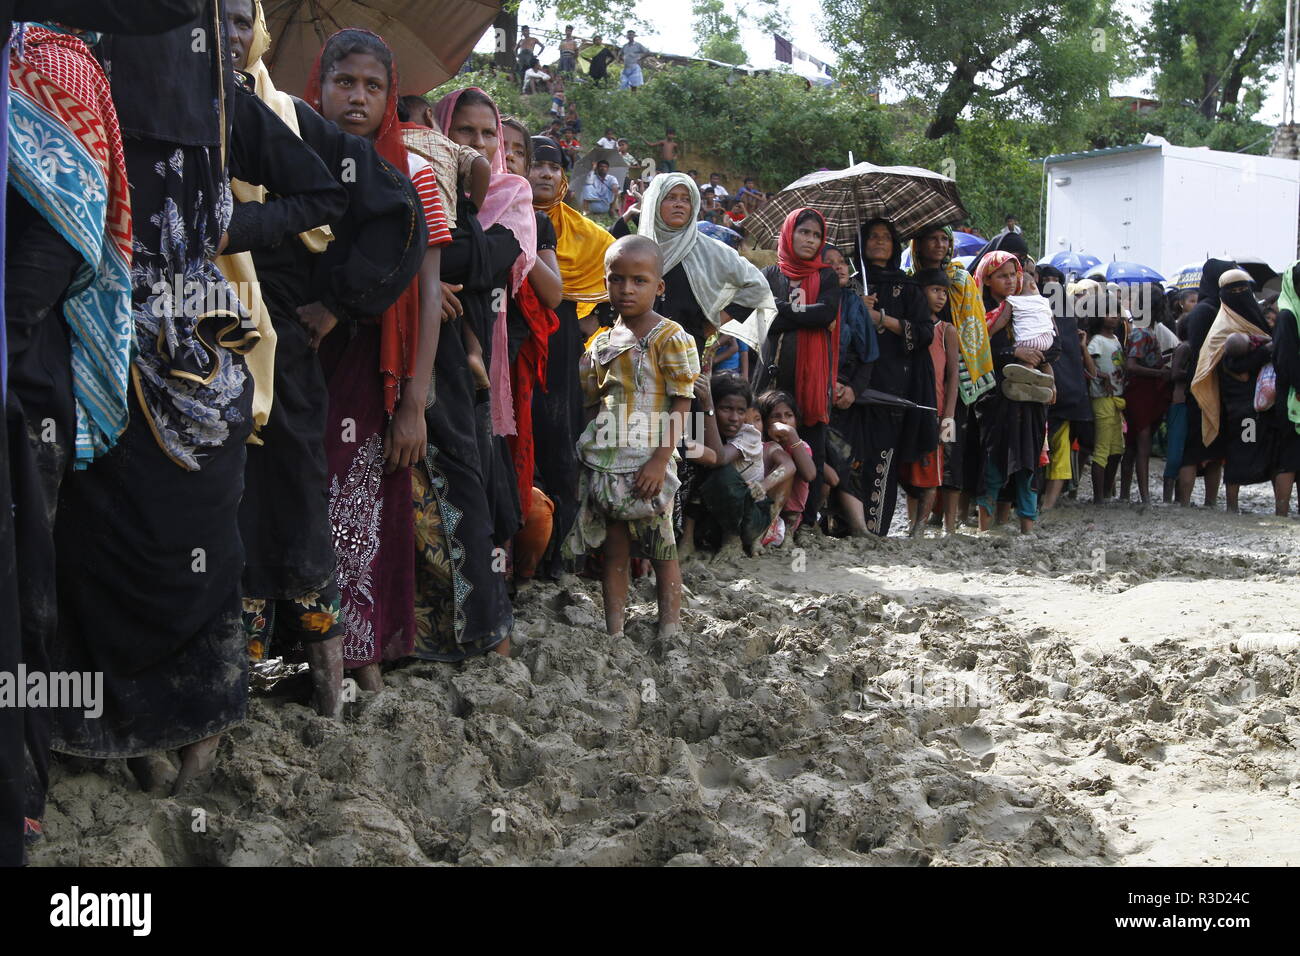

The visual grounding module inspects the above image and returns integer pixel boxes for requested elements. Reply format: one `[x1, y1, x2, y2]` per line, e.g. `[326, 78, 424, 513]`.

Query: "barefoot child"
[1088, 293, 1127, 504]
[901, 269, 961, 534]
[565, 236, 700, 637]
[755, 390, 817, 546]
[682, 372, 782, 556]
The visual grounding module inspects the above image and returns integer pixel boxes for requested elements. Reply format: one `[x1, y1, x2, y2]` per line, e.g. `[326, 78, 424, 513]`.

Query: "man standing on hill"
[559, 25, 579, 74]
[619, 30, 650, 91]
[517, 26, 545, 74]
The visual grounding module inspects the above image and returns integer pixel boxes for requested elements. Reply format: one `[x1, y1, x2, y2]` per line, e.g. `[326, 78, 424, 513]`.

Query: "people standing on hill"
[619, 30, 650, 91]
[559, 25, 580, 74]
[584, 34, 616, 85]
[516, 26, 544, 74]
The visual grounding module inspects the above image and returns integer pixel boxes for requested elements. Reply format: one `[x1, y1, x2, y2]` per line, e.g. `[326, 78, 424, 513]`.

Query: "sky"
[479, 0, 1289, 125]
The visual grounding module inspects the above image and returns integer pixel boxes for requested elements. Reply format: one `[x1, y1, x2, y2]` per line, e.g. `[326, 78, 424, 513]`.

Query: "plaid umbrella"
[263, 0, 501, 98]
[743, 162, 968, 253]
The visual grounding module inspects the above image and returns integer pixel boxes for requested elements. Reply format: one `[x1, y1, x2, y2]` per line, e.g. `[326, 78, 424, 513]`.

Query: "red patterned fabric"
[14, 26, 131, 269]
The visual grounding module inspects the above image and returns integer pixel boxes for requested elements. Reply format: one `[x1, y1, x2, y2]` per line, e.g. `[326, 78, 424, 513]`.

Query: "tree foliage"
[692, 0, 745, 65]
[457, 63, 894, 189]
[821, 0, 1137, 138]
[1146, 0, 1285, 120]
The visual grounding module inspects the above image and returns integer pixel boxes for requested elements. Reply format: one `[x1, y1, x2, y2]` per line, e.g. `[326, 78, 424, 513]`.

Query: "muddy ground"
[33, 477, 1300, 866]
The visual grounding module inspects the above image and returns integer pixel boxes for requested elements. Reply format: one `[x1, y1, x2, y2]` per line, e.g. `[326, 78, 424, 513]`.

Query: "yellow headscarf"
[214, 0, 332, 440]
[233, 0, 333, 254]
[536, 172, 614, 319]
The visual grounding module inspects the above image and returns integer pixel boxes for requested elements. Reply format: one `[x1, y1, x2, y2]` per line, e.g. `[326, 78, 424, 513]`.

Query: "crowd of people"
[3, 0, 1298, 867]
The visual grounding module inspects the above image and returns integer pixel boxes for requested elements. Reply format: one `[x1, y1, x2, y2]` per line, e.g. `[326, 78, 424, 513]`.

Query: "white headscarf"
[637, 172, 775, 349]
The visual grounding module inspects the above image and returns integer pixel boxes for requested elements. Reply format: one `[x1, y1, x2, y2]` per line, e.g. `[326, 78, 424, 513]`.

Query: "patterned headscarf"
[909, 225, 995, 404]
[9, 24, 133, 465]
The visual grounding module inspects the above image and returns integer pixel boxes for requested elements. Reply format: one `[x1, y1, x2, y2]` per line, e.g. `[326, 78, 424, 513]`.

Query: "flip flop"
[1003, 363, 1055, 388]
[1002, 380, 1056, 404]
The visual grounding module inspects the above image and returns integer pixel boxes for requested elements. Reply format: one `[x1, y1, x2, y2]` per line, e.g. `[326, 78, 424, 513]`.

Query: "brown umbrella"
[744, 161, 968, 255]
[263, 0, 501, 97]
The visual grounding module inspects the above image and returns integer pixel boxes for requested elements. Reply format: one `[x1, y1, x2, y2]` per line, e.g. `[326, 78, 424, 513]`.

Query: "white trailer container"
[1042, 137, 1300, 279]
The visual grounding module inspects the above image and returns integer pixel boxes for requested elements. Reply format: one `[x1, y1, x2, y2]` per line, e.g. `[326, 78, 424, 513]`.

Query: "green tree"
[555, 63, 896, 187]
[1147, 0, 1285, 120]
[821, 0, 1136, 139]
[693, 0, 745, 65]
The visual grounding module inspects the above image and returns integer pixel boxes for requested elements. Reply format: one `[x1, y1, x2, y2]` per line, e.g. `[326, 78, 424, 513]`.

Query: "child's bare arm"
[683, 439, 719, 466]
[634, 395, 690, 499]
[467, 155, 490, 210]
[692, 377, 740, 466]
[759, 445, 794, 495]
[769, 422, 815, 481]
[943, 324, 961, 422]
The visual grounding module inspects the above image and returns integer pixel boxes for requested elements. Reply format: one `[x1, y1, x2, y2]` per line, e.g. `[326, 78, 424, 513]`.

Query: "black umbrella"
[857, 389, 935, 412]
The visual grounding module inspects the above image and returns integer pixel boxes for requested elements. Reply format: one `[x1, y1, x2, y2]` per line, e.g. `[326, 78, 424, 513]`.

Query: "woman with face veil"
[1190, 268, 1277, 511]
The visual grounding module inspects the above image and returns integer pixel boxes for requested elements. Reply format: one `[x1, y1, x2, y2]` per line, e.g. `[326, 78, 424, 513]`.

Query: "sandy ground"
[32, 473, 1300, 866]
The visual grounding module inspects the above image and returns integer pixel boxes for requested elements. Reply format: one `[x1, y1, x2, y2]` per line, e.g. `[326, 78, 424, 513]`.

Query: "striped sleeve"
[408, 156, 451, 247]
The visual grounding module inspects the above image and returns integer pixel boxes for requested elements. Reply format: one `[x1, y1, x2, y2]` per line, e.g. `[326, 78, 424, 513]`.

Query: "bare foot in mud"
[173, 736, 221, 796]
[657, 620, 682, 641]
[127, 755, 177, 795]
[354, 663, 383, 692]
[713, 535, 744, 562]
[305, 636, 343, 719]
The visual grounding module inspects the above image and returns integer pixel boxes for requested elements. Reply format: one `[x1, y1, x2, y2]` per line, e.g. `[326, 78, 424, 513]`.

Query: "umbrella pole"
[854, 194, 868, 295]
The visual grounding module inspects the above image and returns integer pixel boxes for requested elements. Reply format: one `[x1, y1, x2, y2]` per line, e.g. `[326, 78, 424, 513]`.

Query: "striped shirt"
[407, 153, 451, 247]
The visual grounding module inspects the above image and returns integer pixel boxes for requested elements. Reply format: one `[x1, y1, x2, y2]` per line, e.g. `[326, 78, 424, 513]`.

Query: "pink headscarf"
[434, 87, 537, 436]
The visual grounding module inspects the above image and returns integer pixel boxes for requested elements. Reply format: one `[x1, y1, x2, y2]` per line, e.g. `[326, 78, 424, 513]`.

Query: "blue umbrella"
[1085, 261, 1166, 284]
[952, 231, 984, 256]
[1168, 263, 1202, 292]
[1050, 251, 1102, 275]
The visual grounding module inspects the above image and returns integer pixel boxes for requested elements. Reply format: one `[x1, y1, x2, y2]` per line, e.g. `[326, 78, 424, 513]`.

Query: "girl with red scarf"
[307, 29, 449, 690]
[756, 208, 841, 531]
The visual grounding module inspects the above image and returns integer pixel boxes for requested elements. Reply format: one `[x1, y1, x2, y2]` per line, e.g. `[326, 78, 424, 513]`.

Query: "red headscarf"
[777, 208, 839, 426]
[306, 30, 418, 416]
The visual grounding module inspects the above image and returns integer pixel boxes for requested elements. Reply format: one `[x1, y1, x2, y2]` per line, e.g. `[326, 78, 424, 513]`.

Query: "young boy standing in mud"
[564, 236, 700, 638]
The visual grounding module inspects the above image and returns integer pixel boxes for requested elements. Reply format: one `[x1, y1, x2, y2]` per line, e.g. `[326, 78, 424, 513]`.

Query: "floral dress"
[564, 318, 699, 561]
